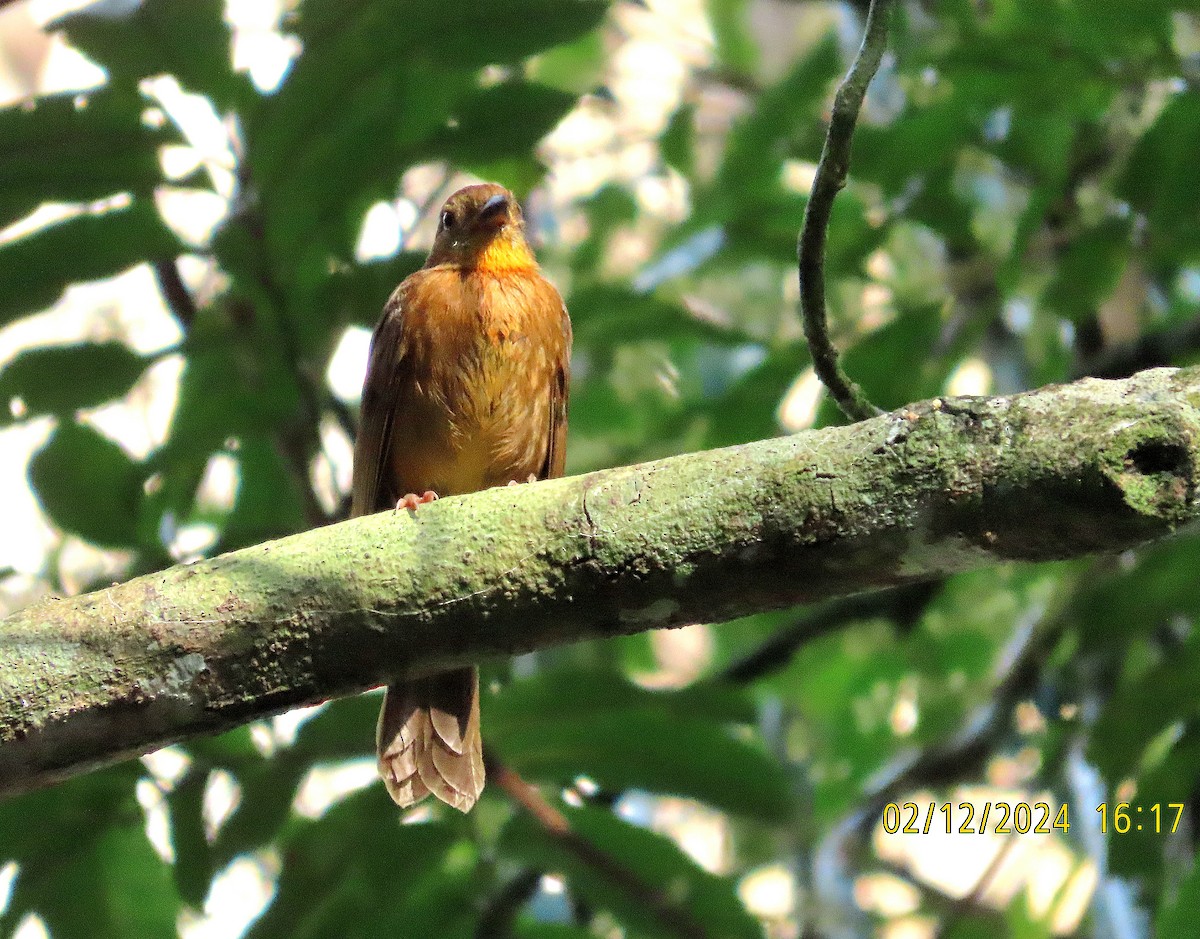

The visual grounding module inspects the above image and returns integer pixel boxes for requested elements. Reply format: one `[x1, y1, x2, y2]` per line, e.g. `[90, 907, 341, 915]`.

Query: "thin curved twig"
[798, 0, 894, 422]
[153, 259, 198, 331]
[484, 749, 711, 939]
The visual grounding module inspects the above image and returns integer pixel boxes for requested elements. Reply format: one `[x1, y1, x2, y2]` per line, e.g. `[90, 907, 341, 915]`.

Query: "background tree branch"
[2, 365, 1198, 798]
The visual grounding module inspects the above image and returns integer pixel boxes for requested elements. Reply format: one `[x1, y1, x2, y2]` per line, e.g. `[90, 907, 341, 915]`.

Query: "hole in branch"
[1126, 441, 1189, 477]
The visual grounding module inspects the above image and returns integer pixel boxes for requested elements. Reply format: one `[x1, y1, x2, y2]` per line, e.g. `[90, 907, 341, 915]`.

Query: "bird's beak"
[477, 193, 509, 226]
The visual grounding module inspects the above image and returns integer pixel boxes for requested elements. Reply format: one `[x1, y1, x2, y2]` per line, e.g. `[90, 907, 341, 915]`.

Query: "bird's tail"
[376, 667, 485, 812]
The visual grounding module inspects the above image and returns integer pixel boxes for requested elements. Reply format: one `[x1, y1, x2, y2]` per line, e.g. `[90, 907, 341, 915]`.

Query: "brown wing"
[539, 295, 572, 481]
[351, 288, 407, 517]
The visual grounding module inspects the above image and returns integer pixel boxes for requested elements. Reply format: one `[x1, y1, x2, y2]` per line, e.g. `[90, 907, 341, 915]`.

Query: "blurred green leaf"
[0, 766, 178, 939]
[186, 712, 372, 874]
[1158, 851, 1200, 939]
[1089, 629, 1200, 781]
[501, 806, 762, 939]
[1041, 219, 1131, 324]
[169, 323, 281, 450]
[1074, 535, 1200, 648]
[487, 667, 758, 729]
[245, 788, 466, 939]
[992, 106, 1084, 189]
[565, 367, 698, 471]
[0, 89, 167, 230]
[943, 915, 1012, 939]
[29, 421, 145, 547]
[298, 0, 611, 69]
[1104, 722, 1200, 886]
[497, 711, 793, 820]
[165, 768, 213, 909]
[249, 0, 608, 266]
[218, 435, 311, 550]
[0, 199, 182, 329]
[424, 81, 576, 169]
[209, 757, 306, 869]
[1121, 91, 1200, 260]
[660, 103, 696, 178]
[1003, 890, 1054, 939]
[0, 342, 151, 427]
[769, 621, 906, 820]
[488, 668, 791, 820]
[251, 60, 469, 263]
[706, 0, 757, 75]
[320, 252, 425, 330]
[569, 185, 639, 278]
[513, 924, 598, 939]
[528, 30, 607, 95]
[1071, 0, 1180, 57]
[713, 34, 839, 199]
[854, 95, 981, 197]
[698, 344, 800, 448]
[571, 285, 755, 349]
[57, 0, 246, 110]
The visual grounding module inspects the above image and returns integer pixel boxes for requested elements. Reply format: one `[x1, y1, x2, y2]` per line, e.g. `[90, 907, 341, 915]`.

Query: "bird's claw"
[506, 474, 538, 487]
[394, 491, 439, 512]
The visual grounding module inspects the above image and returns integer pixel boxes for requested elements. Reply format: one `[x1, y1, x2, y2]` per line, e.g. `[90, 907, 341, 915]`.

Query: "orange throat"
[475, 234, 537, 274]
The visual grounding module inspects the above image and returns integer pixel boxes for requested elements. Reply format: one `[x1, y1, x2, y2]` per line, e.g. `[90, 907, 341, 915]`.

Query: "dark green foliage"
[0, 198, 182, 328]
[501, 807, 762, 939]
[244, 789, 466, 939]
[3, 0, 1200, 936]
[0, 88, 167, 229]
[61, 0, 247, 109]
[0, 342, 150, 426]
[0, 766, 178, 938]
[488, 668, 793, 820]
[29, 422, 145, 548]
[1120, 91, 1200, 262]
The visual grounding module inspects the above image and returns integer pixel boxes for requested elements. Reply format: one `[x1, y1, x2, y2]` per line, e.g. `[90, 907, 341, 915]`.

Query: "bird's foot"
[394, 491, 439, 512]
[506, 474, 538, 487]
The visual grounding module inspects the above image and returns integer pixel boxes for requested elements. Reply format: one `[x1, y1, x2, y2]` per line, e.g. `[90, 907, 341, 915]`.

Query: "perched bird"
[351, 183, 571, 812]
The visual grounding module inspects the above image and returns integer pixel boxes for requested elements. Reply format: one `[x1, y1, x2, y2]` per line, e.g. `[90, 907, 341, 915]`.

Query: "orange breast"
[386, 266, 566, 499]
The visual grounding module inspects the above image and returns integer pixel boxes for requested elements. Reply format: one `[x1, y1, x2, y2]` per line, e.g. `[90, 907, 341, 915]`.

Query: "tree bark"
[2, 366, 1198, 796]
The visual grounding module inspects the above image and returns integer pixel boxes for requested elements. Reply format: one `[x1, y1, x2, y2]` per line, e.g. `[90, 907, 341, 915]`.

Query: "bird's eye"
[440, 209, 456, 230]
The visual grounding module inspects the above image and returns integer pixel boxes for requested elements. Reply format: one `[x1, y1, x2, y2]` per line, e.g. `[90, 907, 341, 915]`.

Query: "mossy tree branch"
[3, 366, 1200, 797]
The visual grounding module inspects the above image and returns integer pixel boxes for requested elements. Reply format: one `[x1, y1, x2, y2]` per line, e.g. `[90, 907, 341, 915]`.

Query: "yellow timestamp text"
[882, 801, 1069, 835]
[882, 801, 1189, 836]
[1096, 802, 1185, 834]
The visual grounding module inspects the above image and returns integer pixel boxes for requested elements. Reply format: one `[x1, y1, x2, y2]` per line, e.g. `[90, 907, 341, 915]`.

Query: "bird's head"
[425, 183, 536, 273]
